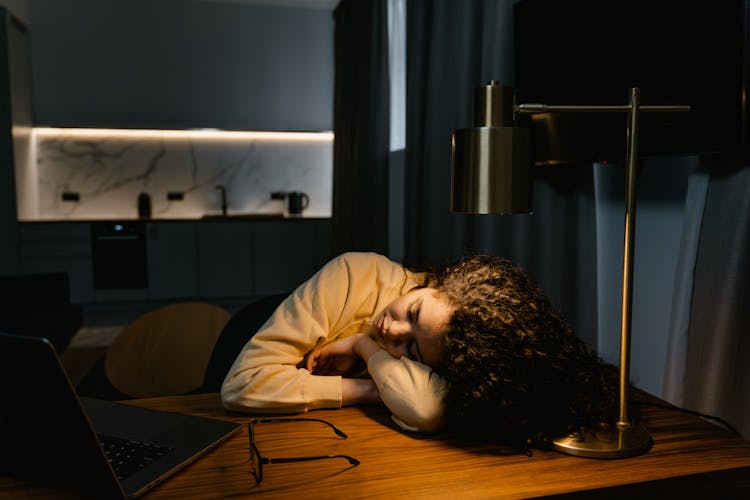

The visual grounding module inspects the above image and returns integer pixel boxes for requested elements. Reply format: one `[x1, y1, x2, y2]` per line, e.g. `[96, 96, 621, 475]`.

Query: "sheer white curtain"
[388, 0, 405, 152]
[387, 0, 406, 261]
[664, 158, 750, 436]
[662, 167, 710, 403]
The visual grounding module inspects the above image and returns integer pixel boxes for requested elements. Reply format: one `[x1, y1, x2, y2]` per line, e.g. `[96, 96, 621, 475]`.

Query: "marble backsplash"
[19, 128, 333, 220]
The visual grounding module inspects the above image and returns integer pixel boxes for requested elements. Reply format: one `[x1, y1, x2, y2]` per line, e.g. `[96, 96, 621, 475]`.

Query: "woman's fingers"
[307, 349, 333, 374]
[306, 350, 319, 372]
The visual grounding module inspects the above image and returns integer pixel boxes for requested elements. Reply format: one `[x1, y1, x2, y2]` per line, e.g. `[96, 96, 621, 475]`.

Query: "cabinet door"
[252, 220, 331, 296]
[147, 222, 197, 299]
[19, 223, 94, 303]
[197, 222, 253, 298]
[20, 222, 153, 303]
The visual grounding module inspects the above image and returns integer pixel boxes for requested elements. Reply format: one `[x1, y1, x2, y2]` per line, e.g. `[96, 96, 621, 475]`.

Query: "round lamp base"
[552, 422, 652, 459]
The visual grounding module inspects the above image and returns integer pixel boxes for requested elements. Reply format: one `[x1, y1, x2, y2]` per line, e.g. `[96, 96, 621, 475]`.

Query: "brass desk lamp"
[451, 81, 689, 458]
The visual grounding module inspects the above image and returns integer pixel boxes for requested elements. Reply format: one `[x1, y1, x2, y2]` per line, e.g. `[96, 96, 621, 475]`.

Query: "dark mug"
[287, 191, 309, 215]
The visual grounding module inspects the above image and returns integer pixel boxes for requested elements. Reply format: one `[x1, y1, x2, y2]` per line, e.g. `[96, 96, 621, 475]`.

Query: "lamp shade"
[450, 125, 532, 214]
[450, 81, 533, 214]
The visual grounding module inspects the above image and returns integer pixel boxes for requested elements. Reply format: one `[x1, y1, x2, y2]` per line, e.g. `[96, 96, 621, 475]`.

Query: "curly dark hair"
[424, 255, 618, 448]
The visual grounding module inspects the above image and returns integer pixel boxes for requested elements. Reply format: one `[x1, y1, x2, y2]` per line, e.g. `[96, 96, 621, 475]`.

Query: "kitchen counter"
[19, 214, 331, 223]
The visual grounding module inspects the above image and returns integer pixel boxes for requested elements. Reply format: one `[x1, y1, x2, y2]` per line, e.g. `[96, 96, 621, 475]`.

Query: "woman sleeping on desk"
[221, 252, 617, 449]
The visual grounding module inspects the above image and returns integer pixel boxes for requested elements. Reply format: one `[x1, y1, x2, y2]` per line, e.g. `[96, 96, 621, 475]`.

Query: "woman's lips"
[379, 317, 388, 337]
[373, 316, 386, 346]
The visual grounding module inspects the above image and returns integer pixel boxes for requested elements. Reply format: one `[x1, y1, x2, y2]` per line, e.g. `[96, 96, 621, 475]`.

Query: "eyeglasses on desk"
[249, 417, 360, 485]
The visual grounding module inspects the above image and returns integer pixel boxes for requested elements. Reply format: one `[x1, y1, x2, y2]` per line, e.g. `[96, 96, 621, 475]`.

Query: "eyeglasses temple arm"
[268, 455, 360, 466]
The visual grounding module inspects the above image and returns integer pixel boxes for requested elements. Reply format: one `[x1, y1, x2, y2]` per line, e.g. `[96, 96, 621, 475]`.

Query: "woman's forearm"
[353, 333, 384, 362]
[365, 351, 446, 432]
[341, 377, 381, 406]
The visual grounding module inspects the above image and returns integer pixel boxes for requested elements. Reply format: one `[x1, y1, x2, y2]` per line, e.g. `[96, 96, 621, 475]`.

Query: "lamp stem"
[549, 87, 653, 458]
[619, 87, 639, 427]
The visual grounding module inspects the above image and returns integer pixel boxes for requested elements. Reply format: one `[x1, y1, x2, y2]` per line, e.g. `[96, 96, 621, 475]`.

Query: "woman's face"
[370, 287, 453, 368]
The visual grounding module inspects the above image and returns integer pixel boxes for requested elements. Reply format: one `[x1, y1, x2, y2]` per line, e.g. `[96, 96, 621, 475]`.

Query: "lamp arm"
[515, 103, 690, 114]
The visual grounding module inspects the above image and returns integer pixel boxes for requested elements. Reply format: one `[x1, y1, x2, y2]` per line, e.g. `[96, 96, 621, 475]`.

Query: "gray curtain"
[331, 0, 390, 255]
[664, 158, 750, 436]
[404, 0, 599, 346]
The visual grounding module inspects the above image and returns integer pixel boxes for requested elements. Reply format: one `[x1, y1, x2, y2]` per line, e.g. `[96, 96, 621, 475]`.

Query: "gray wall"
[28, 0, 334, 131]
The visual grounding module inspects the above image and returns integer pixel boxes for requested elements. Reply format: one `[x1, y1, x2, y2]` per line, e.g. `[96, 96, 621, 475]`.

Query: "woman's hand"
[306, 334, 386, 406]
[305, 334, 364, 376]
[305, 333, 385, 376]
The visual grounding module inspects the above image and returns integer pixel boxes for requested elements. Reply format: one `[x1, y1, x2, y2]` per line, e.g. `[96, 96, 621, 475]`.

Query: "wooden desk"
[2, 391, 750, 499]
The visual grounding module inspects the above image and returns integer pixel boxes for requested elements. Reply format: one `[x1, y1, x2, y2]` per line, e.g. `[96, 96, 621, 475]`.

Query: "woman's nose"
[384, 320, 410, 357]
[386, 320, 409, 338]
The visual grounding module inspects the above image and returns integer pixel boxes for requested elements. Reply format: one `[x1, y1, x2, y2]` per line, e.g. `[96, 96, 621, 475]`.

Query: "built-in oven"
[91, 222, 148, 289]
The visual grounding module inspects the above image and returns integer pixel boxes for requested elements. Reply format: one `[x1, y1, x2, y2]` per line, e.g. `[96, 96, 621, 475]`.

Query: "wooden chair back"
[104, 302, 230, 398]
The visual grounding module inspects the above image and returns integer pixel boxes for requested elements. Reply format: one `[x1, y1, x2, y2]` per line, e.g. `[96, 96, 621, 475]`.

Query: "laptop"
[0, 332, 241, 498]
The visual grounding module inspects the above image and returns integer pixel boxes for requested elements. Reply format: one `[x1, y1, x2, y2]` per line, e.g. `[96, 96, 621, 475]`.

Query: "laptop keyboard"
[99, 434, 175, 480]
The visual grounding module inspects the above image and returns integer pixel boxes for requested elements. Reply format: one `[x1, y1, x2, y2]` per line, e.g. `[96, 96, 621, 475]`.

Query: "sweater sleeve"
[221, 254, 355, 414]
[367, 350, 446, 432]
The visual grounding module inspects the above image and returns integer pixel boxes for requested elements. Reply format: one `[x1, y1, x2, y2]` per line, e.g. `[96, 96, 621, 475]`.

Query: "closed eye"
[407, 299, 422, 324]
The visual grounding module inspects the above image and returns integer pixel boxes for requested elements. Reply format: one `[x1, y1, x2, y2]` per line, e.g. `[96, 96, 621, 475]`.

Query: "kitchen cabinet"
[17, 219, 331, 307]
[252, 220, 332, 295]
[198, 219, 333, 298]
[196, 221, 254, 298]
[18, 223, 94, 303]
[147, 223, 198, 299]
[19, 222, 200, 303]
[90, 222, 199, 303]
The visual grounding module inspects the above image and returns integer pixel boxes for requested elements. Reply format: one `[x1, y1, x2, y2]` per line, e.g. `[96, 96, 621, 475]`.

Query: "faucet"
[215, 185, 228, 216]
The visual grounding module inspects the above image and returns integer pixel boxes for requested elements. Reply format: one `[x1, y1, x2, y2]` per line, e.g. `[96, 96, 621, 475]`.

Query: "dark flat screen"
[513, 0, 748, 164]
